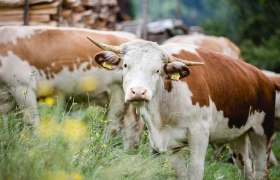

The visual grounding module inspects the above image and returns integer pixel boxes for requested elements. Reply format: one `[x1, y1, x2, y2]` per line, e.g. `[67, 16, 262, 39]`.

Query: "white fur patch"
[0, 27, 35, 45]
[222, 47, 239, 59]
[0, 26, 137, 42]
[209, 101, 265, 143]
[161, 43, 199, 56]
[163, 34, 204, 45]
[0, 51, 36, 87]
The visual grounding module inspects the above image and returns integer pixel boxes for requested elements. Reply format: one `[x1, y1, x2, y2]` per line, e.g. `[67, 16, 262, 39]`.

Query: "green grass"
[0, 101, 279, 180]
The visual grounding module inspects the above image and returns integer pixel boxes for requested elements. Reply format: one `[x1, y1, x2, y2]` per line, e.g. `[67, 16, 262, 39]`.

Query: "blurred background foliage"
[124, 0, 280, 72]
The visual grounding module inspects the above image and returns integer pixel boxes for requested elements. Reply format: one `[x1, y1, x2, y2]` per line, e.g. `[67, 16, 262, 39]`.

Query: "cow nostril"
[131, 88, 136, 94]
[141, 90, 147, 95]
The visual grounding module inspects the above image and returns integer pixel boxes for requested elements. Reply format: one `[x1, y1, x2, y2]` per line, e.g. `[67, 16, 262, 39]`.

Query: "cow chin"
[129, 99, 147, 108]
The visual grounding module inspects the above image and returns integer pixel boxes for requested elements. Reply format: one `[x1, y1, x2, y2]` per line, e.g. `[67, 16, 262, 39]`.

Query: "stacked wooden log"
[62, 0, 119, 30]
[0, 0, 119, 30]
[0, 0, 60, 26]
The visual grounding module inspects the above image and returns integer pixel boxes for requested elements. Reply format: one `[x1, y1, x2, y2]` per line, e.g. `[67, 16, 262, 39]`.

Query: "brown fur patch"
[164, 79, 173, 92]
[0, 27, 130, 78]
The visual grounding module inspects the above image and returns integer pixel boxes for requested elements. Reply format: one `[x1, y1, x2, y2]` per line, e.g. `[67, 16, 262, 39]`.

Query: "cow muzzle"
[127, 87, 149, 107]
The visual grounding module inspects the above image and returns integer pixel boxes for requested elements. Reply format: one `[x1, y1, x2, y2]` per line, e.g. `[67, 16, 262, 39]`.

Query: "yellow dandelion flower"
[37, 81, 54, 97]
[45, 97, 55, 107]
[71, 172, 84, 180]
[103, 143, 107, 149]
[79, 76, 98, 92]
[62, 118, 87, 142]
[35, 119, 60, 139]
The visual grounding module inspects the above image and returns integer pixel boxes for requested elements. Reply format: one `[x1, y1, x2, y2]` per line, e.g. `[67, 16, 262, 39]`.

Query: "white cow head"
[88, 37, 203, 108]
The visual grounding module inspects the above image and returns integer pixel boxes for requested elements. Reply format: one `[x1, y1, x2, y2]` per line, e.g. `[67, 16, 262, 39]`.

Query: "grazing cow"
[164, 34, 280, 165]
[0, 26, 142, 150]
[89, 38, 275, 180]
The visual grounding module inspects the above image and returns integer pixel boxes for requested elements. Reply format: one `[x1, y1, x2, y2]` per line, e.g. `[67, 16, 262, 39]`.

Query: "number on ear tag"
[171, 72, 180, 80]
[102, 62, 113, 70]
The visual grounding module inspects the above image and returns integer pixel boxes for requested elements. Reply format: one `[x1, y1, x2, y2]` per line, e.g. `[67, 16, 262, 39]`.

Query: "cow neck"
[140, 77, 184, 130]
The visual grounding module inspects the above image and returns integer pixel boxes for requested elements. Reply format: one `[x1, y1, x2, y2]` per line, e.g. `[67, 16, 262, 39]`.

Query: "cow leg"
[171, 151, 187, 180]
[121, 105, 145, 151]
[248, 131, 270, 180]
[104, 83, 127, 138]
[268, 150, 278, 166]
[11, 85, 39, 127]
[186, 129, 209, 180]
[229, 134, 253, 180]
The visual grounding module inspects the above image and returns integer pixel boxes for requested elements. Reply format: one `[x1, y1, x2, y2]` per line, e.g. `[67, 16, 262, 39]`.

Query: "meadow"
[0, 97, 279, 180]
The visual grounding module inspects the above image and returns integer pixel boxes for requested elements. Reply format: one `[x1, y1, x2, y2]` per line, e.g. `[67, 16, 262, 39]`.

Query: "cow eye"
[156, 70, 160, 73]
[124, 64, 127, 68]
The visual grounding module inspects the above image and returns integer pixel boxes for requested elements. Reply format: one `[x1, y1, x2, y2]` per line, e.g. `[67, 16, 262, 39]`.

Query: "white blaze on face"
[121, 41, 166, 103]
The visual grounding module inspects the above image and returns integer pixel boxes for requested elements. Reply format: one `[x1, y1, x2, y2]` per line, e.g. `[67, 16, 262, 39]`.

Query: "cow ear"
[164, 61, 190, 80]
[95, 51, 121, 70]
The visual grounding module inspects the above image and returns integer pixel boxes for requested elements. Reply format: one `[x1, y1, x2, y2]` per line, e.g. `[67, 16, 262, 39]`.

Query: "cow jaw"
[130, 100, 146, 108]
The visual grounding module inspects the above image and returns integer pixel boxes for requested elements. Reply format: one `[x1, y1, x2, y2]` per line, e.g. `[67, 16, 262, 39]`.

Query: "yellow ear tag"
[171, 72, 180, 80]
[102, 61, 113, 70]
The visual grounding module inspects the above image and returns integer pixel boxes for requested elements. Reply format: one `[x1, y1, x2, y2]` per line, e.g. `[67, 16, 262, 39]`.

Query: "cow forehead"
[121, 40, 169, 64]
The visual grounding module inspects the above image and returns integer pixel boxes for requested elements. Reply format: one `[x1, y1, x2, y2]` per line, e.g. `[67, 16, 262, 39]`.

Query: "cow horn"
[87, 36, 122, 54]
[169, 56, 205, 66]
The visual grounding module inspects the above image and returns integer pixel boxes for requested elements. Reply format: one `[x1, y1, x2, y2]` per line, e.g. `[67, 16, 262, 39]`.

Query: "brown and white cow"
[163, 34, 242, 60]
[163, 34, 280, 165]
[0, 26, 143, 150]
[89, 39, 275, 179]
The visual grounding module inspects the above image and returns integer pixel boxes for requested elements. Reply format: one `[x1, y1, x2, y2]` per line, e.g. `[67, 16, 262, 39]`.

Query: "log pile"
[0, 0, 60, 26]
[0, 0, 119, 30]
